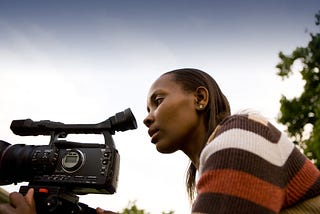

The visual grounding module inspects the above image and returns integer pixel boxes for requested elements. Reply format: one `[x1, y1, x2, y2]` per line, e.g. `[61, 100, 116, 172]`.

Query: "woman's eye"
[154, 97, 164, 106]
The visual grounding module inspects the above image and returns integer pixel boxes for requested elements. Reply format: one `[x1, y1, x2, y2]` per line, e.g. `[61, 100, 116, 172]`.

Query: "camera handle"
[19, 185, 96, 214]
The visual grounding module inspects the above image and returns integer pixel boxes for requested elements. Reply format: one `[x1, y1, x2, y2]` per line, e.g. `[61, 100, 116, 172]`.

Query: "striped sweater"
[192, 114, 320, 214]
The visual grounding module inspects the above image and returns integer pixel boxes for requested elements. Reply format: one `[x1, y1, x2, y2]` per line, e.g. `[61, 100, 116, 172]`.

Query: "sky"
[0, 0, 319, 213]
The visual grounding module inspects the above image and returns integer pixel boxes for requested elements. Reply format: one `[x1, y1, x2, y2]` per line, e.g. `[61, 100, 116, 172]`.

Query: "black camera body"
[0, 108, 137, 213]
[29, 140, 119, 195]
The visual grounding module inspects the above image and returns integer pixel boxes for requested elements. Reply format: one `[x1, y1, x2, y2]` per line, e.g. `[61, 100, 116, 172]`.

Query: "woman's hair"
[162, 68, 231, 201]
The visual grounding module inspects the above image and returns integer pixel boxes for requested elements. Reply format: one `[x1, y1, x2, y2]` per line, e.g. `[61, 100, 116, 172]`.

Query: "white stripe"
[199, 129, 295, 174]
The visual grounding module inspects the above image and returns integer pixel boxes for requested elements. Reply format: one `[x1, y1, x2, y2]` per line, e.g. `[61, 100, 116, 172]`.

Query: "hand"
[0, 188, 36, 214]
[96, 207, 119, 214]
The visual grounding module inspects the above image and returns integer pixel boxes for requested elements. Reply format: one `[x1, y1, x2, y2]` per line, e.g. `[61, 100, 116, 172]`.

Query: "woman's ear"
[195, 86, 209, 110]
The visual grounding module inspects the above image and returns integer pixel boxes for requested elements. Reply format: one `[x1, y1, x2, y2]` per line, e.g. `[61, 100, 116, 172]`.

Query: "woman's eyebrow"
[148, 89, 161, 101]
[146, 91, 158, 113]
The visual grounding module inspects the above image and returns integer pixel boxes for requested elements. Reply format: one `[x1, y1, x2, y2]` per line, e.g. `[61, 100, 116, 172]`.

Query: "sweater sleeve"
[192, 114, 320, 214]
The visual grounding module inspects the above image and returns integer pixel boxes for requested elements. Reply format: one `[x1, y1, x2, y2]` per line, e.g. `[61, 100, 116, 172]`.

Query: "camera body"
[31, 141, 119, 195]
[0, 108, 137, 213]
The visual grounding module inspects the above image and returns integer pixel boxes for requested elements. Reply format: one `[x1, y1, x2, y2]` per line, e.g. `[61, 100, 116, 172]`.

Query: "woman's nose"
[143, 113, 153, 127]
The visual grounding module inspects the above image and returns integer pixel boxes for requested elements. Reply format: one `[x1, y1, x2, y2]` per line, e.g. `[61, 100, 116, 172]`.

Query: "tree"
[122, 201, 149, 214]
[121, 201, 175, 214]
[276, 11, 320, 167]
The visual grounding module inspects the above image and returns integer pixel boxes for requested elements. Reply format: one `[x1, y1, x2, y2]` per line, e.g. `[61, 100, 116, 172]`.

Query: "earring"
[199, 104, 204, 109]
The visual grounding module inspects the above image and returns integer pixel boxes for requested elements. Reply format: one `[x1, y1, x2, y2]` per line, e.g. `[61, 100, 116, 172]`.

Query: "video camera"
[0, 108, 137, 213]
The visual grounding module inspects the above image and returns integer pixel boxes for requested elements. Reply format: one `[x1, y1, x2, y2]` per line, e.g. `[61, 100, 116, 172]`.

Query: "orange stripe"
[285, 160, 320, 206]
[197, 169, 285, 212]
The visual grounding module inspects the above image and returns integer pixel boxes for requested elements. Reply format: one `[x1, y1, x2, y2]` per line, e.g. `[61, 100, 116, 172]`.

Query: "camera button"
[38, 188, 49, 194]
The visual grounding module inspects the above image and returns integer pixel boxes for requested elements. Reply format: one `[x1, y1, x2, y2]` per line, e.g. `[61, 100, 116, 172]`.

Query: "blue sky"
[1, 1, 318, 67]
[0, 1, 319, 213]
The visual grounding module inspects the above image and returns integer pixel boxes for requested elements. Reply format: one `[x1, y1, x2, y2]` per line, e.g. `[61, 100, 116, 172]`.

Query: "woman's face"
[143, 74, 203, 153]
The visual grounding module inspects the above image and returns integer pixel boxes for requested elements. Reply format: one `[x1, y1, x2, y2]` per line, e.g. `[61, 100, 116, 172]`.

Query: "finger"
[0, 203, 15, 214]
[8, 192, 25, 208]
[96, 207, 118, 214]
[24, 188, 35, 207]
[96, 207, 105, 213]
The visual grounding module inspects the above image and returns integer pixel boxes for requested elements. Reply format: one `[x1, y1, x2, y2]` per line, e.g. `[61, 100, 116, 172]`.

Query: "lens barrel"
[0, 143, 56, 184]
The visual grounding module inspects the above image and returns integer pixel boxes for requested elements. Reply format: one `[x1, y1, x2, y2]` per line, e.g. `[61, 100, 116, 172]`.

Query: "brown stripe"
[193, 193, 276, 214]
[214, 114, 281, 143]
[202, 148, 286, 187]
[301, 176, 320, 201]
[285, 160, 320, 206]
[197, 169, 285, 212]
[283, 147, 309, 181]
[202, 148, 315, 190]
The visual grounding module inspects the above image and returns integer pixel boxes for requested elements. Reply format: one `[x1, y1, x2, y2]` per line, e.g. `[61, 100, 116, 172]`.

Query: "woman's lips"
[148, 128, 159, 144]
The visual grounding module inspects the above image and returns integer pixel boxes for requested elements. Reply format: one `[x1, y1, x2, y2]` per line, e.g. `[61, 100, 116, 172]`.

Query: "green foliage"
[276, 11, 320, 167]
[122, 201, 149, 214]
[121, 201, 175, 214]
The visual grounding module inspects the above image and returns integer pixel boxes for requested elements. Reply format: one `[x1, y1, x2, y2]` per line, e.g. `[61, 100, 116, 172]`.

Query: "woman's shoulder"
[208, 112, 281, 143]
[199, 112, 295, 173]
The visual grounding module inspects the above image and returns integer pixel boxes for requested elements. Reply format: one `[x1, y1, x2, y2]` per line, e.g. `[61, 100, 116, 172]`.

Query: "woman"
[143, 68, 231, 202]
[1, 68, 320, 213]
[142, 68, 320, 213]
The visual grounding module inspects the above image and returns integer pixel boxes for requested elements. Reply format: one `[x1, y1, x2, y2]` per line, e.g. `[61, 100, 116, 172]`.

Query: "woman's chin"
[156, 143, 176, 154]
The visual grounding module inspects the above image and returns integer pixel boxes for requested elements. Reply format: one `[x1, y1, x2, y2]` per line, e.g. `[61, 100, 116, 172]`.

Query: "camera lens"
[0, 140, 10, 185]
[0, 142, 56, 185]
[0, 140, 10, 157]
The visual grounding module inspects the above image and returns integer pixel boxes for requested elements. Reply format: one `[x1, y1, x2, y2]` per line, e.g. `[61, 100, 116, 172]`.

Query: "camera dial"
[61, 149, 84, 173]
